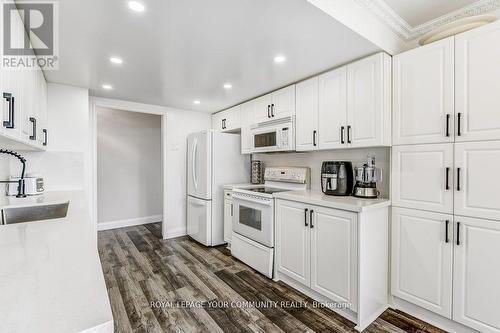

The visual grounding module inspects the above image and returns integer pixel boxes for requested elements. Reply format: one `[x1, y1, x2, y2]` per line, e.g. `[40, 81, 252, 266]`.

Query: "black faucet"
[0, 149, 27, 198]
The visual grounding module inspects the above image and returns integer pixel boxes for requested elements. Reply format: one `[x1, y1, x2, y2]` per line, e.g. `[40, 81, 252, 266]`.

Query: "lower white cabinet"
[276, 198, 388, 331]
[453, 216, 500, 333]
[310, 205, 357, 309]
[392, 208, 500, 333]
[391, 207, 453, 318]
[276, 200, 311, 285]
[223, 190, 233, 245]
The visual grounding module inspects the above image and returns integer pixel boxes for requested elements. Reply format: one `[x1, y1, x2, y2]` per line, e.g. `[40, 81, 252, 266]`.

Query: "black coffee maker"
[321, 161, 354, 196]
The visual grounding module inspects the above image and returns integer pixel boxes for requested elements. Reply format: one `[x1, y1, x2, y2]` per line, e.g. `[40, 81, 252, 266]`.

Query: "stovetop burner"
[246, 187, 289, 194]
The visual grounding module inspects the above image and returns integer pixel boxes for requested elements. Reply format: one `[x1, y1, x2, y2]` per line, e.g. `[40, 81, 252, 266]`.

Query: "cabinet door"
[254, 94, 272, 122]
[271, 85, 295, 119]
[392, 144, 454, 214]
[393, 37, 454, 145]
[455, 141, 500, 221]
[240, 101, 255, 154]
[455, 21, 500, 142]
[38, 71, 48, 148]
[310, 206, 357, 311]
[318, 66, 347, 150]
[224, 199, 233, 244]
[392, 208, 453, 318]
[212, 111, 225, 131]
[276, 200, 310, 286]
[295, 77, 318, 151]
[453, 216, 500, 333]
[224, 106, 241, 131]
[347, 53, 391, 148]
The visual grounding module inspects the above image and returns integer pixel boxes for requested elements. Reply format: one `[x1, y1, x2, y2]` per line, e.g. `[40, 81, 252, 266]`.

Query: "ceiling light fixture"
[223, 83, 232, 89]
[193, 100, 201, 105]
[102, 84, 113, 90]
[128, 1, 145, 12]
[109, 57, 123, 64]
[274, 55, 286, 63]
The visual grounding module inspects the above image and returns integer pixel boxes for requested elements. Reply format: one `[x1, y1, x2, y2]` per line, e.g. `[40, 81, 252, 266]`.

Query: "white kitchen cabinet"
[393, 37, 455, 145]
[212, 106, 241, 132]
[310, 206, 357, 310]
[253, 85, 295, 123]
[275, 197, 388, 331]
[223, 191, 233, 245]
[454, 141, 500, 221]
[392, 144, 454, 214]
[347, 52, 392, 148]
[455, 21, 500, 142]
[318, 66, 347, 150]
[295, 77, 318, 151]
[275, 200, 310, 286]
[453, 216, 500, 333]
[240, 100, 255, 154]
[391, 207, 453, 318]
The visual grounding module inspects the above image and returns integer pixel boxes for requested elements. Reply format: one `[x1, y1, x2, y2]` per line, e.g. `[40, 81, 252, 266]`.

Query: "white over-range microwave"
[250, 116, 295, 153]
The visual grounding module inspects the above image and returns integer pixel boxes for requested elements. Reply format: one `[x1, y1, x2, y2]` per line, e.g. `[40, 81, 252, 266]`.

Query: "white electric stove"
[231, 167, 310, 278]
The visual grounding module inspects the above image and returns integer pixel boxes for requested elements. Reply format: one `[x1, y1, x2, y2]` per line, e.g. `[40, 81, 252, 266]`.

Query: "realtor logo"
[2, 1, 59, 70]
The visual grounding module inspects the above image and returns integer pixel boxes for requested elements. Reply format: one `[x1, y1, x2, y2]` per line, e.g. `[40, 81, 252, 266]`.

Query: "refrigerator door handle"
[192, 138, 198, 190]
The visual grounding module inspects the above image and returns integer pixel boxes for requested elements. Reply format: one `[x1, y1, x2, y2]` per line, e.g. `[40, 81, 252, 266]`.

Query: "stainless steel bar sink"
[1, 202, 69, 225]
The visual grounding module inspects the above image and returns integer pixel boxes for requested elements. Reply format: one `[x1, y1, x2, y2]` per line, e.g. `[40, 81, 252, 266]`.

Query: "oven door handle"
[232, 193, 273, 206]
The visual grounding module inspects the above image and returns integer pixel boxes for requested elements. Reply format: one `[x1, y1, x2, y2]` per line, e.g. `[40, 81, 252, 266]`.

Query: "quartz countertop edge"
[0, 191, 114, 333]
[273, 190, 391, 212]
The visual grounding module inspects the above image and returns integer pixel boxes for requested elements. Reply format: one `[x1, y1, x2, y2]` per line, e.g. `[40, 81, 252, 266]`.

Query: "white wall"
[96, 108, 162, 226]
[253, 147, 391, 198]
[163, 108, 211, 238]
[10, 84, 90, 192]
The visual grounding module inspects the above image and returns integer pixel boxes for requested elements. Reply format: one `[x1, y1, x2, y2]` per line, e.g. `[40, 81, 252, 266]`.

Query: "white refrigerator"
[187, 130, 249, 246]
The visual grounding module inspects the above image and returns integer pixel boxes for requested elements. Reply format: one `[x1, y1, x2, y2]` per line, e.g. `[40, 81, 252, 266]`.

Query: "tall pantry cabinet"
[391, 20, 500, 333]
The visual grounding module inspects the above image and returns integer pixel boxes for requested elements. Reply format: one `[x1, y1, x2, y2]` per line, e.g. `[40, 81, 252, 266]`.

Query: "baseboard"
[97, 215, 162, 231]
[163, 226, 186, 239]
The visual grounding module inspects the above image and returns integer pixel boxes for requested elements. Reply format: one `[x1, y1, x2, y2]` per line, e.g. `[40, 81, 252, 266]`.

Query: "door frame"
[89, 97, 169, 240]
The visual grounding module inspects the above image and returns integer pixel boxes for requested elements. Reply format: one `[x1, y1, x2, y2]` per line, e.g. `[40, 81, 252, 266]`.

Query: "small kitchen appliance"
[7, 173, 44, 196]
[353, 156, 382, 199]
[249, 116, 295, 153]
[321, 161, 353, 196]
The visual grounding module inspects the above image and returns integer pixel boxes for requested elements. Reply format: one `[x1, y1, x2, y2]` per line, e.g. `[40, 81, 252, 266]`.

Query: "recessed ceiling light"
[193, 100, 201, 105]
[102, 84, 113, 90]
[109, 57, 123, 64]
[223, 83, 232, 89]
[128, 1, 145, 12]
[274, 55, 286, 63]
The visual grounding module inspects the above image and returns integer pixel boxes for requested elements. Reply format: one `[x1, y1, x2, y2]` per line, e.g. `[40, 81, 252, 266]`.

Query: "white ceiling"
[384, 0, 477, 27]
[44, 0, 380, 113]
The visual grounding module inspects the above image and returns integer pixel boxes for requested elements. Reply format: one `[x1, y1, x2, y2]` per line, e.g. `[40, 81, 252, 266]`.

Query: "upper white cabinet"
[254, 85, 295, 122]
[295, 53, 391, 151]
[393, 37, 455, 145]
[295, 77, 319, 151]
[455, 21, 500, 142]
[318, 66, 347, 150]
[391, 207, 453, 318]
[347, 53, 392, 148]
[0, 7, 48, 150]
[453, 216, 500, 333]
[392, 144, 454, 214]
[240, 100, 255, 154]
[212, 106, 241, 132]
[454, 141, 500, 221]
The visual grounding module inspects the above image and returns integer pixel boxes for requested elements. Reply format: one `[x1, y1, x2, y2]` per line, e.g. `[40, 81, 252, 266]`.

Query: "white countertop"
[223, 183, 261, 190]
[0, 191, 113, 333]
[273, 190, 391, 213]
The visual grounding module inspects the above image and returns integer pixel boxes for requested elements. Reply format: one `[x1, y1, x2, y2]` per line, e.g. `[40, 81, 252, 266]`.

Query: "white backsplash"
[253, 147, 391, 198]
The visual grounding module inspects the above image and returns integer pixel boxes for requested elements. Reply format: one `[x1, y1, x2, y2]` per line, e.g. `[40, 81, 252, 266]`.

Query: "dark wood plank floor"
[98, 223, 446, 333]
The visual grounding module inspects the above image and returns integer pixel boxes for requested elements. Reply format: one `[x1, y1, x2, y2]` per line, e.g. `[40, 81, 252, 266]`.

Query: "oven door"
[232, 191, 274, 247]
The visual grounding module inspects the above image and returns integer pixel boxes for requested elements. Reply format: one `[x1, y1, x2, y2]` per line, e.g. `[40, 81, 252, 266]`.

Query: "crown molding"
[353, 0, 500, 40]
